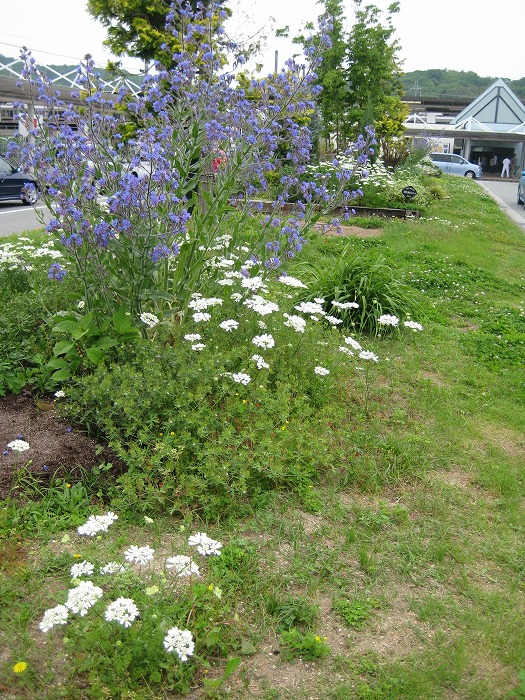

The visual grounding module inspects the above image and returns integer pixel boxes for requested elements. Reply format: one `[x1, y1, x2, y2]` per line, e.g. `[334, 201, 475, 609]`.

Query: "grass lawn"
[1, 175, 524, 699]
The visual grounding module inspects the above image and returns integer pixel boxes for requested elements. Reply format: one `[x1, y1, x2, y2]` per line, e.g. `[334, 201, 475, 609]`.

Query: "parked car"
[0, 155, 38, 205]
[517, 171, 525, 207]
[429, 153, 482, 179]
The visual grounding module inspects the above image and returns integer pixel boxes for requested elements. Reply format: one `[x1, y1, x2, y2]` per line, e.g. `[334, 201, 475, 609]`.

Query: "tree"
[87, 0, 229, 66]
[346, 2, 407, 141]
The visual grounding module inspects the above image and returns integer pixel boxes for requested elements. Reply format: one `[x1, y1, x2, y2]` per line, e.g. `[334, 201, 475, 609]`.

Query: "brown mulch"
[0, 392, 116, 499]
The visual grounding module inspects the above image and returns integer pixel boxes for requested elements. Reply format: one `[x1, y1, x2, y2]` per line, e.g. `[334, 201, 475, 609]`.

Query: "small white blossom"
[332, 300, 359, 309]
[294, 301, 325, 316]
[77, 300, 85, 310]
[39, 604, 69, 632]
[251, 354, 270, 370]
[359, 350, 379, 362]
[277, 274, 307, 289]
[140, 312, 159, 328]
[7, 439, 30, 452]
[344, 336, 362, 351]
[77, 512, 118, 536]
[104, 597, 139, 628]
[324, 315, 343, 325]
[241, 275, 267, 292]
[231, 372, 251, 385]
[404, 320, 423, 331]
[166, 555, 200, 577]
[188, 532, 222, 556]
[338, 346, 354, 356]
[191, 343, 206, 351]
[188, 297, 223, 311]
[251, 333, 275, 350]
[124, 545, 155, 566]
[66, 580, 103, 616]
[283, 313, 306, 333]
[314, 297, 326, 304]
[243, 295, 279, 316]
[231, 292, 243, 302]
[378, 314, 399, 327]
[54, 390, 65, 398]
[163, 627, 195, 661]
[219, 319, 239, 332]
[70, 561, 94, 579]
[184, 333, 201, 341]
[192, 312, 211, 323]
[100, 561, 127, 575]
[314, 366, 330, 376]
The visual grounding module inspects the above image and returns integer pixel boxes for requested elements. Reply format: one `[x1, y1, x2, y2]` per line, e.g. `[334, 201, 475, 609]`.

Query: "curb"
[477, 181, 525, 232]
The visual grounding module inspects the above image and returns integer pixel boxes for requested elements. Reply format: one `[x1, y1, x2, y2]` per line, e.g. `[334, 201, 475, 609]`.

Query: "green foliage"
[468, 307, 525, 371]
[293, 248, 422, 334]
[266, 595, 320, 631]
[279, 628, 330, 661]
[333, 597, 381, 629]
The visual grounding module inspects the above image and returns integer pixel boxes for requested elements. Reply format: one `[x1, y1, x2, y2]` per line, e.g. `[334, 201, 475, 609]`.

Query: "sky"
[0, 0, 523, 81]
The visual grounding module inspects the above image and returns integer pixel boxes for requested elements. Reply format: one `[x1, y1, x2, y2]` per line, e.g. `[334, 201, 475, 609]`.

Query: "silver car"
[429, 153, 482, 179]
[517, 171, 525, 207]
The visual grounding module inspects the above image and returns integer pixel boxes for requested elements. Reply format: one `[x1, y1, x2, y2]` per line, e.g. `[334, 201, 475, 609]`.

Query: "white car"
[429, 153, 482, 179]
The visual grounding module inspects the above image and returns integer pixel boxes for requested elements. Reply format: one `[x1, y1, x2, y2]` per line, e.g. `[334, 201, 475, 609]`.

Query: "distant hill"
[401, 69, 525, 101]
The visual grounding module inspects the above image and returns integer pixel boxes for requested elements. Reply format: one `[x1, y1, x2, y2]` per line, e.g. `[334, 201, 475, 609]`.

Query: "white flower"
[140, 312, 159, 328]
[378, 314, 399, 327]
[314, 297, 326, 304]
[251, 354, 270, 370]
[100, 561, 127, 575]
[54, 390, 65, 398]
[188, 297, 223, 311]
[359, 350, 379, 362]
[231, 292, 243, 302]
[77, 512, 118, 536]
[77, 300, 85, 310]
[39, 604, 69, 632]
[163, 627, 195, 662]
[294, 301, 325, 316]
[104, 597, 139, 628]
[65, 580, 103, 616]
[144, 516, 154, 524]
[324, 315, 343, 325]
[283, 313, 306, 333]
[314, 366, 330, 376]
[338, 346, 354, 356]
[188, 532, 223, 556]
[344, 336, 362, 351]
[192, 312, 211, 323]
[277, 274, 307, 288]
[241, 275, 267, 292]
[404, 320, 423, 331]
[219, 319, 239, 332]
[191, 343, 206, 351]
[258, 320, 267, 329]
[332, 300, 359, 309]
[124, 545, 155, 566]
[252, 334, 275, 350]
[243, 295, 279, 316]
[166, 555, 200, 577]
[7, 439, 30, 452]
[217, 278, 234, 286]
[70, 560, 94, 579]
[231, 372, 251, 385]
[184, 333, 201, 341]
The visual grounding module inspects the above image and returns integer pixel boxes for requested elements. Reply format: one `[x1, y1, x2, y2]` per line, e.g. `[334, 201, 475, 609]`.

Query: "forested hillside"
[401, 69, 525, 100]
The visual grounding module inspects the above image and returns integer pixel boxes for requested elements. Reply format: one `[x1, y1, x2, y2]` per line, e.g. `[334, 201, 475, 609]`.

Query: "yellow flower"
[73, 553, 82, 559]
[315, 635, 321, 642]
[13, 662, 27, 674]
[66, 483, 71, 488]
[208, 584, 214, 591]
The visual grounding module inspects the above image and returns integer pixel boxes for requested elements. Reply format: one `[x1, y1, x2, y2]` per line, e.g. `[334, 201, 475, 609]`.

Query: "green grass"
[1, 175, 525, 698]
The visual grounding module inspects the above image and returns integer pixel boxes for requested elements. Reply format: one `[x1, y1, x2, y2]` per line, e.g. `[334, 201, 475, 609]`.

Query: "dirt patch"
[0, 392, 119, 499]
[477, 421, 525, 459]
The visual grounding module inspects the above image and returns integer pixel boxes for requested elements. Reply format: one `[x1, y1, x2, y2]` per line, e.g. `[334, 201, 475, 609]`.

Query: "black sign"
[402, 186, 417, 201]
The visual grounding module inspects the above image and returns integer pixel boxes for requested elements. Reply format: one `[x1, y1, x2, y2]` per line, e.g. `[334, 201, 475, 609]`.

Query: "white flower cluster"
[231, 372, 251, 385]
[66, 580, 103, 616]
[283, 313, 306, 333]
[294, 301, 326, 316]
[70, 560, 95, 579]
[252, 333, 275, 350]
[378, 314, 399, 327]
[359, 350, 379, 362]
[404, 320, 423, 331]
[314, 366, 330, 376]
[7, 439, 30, 452]
[332, 300, 359, 310]
[277, 274, 307, 289]
[166, 555, 200, 577]
[77, 512, 118, 536]
[163, 626, 195, 662]
[188, 296, 223, 311]
[219, 319, 239, 332]
[188, 532, 222, 556]
[124, 545, 155, 566]
[104, 597, 140, 628]
[39, 604, 69, 632]
[140, 312, 159, 328]
[251, 354, 270, 370]
[243, 295, 279, 316]
[100, 561, 127, 575]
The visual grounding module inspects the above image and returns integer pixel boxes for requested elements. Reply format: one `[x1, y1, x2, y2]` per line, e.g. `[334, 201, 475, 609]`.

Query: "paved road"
[0, 201, 51, 238]
[477, 178, 525, 232]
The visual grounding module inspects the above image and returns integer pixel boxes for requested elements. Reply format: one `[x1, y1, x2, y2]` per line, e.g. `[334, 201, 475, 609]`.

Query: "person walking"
[501, 156, 511, 178]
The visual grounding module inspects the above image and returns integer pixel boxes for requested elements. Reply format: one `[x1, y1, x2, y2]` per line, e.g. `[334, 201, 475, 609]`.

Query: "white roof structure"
[451, 79, 525, 134]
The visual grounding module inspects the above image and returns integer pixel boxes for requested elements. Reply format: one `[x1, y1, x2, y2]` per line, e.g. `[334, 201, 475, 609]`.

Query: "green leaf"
[240, 639, 257, 656]
[53, 320, 78, 333]
[94, 337, 119, 351]
[51, 369, 71, 381]
[86, 347, 105, 365]
[223, 657, 241, 679]
[48, 357, 70, 369]
[53, 340, 76, 356]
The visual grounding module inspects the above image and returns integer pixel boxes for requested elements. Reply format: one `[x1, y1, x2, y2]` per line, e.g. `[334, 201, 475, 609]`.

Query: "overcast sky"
[0, 0, 523, 80]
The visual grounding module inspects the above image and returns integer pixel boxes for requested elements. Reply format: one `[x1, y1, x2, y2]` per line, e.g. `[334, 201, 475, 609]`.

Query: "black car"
[0, 155, 38, 205]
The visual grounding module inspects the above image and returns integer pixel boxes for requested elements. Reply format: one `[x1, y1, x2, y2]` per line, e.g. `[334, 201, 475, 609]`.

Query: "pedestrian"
[501, 156, 511, 178]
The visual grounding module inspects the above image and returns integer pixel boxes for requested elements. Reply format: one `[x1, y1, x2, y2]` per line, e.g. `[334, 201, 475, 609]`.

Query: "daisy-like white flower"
[188, 532, 222, 556]
[104, 597, 139, 628]
[39, 604, 69, 632]
[404, 320, 423, 331]
[188, 297, 223, 311]
[314, 297, 326, 304]
[54, 390, 66, 398]
[124, 545, 155, 566]
[252, 334, 275, 350]
[77, 300, 85, 310]
[314, 366, 330, 376]
[77, 512, 118, 536]
[230, 292, 243, 302]
[338, 346, 354, 356]
[70, 560, 94, 579]
[378, 314, 399, 327]
[192, 312, 211, 323]
[140, 312, 159, 328]
[219, 319, 239, 332]
[231, 372, 251, 385]
[241, 275, 266, 292]
[163, 627, 195, 661]
[65, 580, 103, 616]
[324, 315, 343, 325]
[100, 561, 127, 575]
[166, 555, 200, 577]
[332, 300, 359, 309]
[283, 313, 306, 333]
[277, 274, 307, 288]
[243, 295, 279, 316]
[344, 336, 362, 351]
[217, 278, 234, 286]
[7, 439, 30, 452]
[191, 343, 206, 351]
[251, 354, 270, 370]
[184, 333, 201, 341]
[294, 301, 325, 316]
[359, 350, 379, 362]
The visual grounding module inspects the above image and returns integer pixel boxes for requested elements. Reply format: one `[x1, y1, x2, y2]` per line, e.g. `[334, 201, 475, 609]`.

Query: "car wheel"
[21, 188, 38, 205]
[518, 189, 524, 205]
[464, 170, 475, 178]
